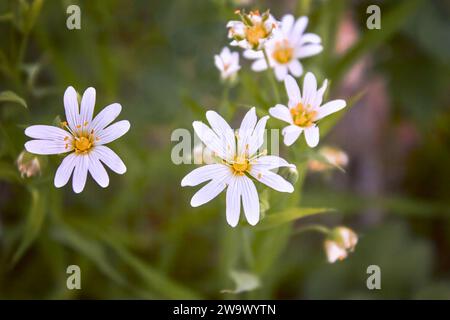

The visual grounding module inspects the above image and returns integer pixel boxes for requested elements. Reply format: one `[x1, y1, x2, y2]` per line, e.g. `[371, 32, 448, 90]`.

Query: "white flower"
[324, 227, 358, 263]
[269, 73, 346, 148]
[24, 86, 130, 193]
[243, 15, 323, 81]
[227, 10, 278, 50]
[181, 107, 295, 227]
[214, 47, 241, 81]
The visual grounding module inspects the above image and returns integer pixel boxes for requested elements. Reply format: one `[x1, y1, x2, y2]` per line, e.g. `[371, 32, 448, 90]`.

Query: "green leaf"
[0, 12, 13, 22]
[256, 207, 334, 230]
[51, 225, 126, 285]
[221, 270, 260, 294]
[0, 91, 28, 108]
[25, 0, 44, 33]
[11, 188, 46, 266]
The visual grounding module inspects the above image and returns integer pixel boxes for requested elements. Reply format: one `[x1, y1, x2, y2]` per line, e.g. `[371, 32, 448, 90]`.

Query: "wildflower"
[324, 227, 358, 263]
[308, 146, 349, 172]
[269, 73, 346, 147]
[24, 86, 130, 193]
[214, 47, 241, 82]
[244, 15, 322, 81]
[181, 107, 295, 227]
[16, 150, 41, 178]
[227, 9, 278, 50]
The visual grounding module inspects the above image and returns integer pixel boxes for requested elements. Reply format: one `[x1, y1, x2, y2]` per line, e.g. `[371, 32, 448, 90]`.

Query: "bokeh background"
[0, 0, 449, 299]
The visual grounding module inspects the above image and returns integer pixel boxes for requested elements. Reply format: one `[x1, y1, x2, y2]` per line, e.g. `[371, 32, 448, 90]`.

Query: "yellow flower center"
[290, 103, 317, 127]
[272, 41, 293, 64]
[246, 23, 267, 47]
[74, 136, 93, 153]
[232, 156, 250, 175]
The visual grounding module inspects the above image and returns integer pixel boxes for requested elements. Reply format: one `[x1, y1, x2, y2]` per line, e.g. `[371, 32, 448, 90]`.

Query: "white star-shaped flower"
[214, 47, 241, 81]
[227, 10, 278, 50]
[24, 86, 130, 193]
[181, 107, 295, 227]
[243, 15, 323, 81]
[269, 73, 346, 148]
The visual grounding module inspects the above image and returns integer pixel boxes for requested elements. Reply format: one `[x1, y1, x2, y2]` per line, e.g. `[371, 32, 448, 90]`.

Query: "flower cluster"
[215, 11, 323, 83]
[183, 7, 356, 262]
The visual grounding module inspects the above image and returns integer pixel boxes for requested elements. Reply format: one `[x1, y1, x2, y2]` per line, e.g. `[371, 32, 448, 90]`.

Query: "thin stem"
[294, 224, 330, 236]
[262, 48, 280, 103]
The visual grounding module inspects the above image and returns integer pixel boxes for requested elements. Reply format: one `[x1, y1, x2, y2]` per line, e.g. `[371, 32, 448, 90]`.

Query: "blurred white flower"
[16, 150, 41, 178]
[24, 86, 130, 193]
[269, 73, 346, 148]
[244, 15, 323, 81]
[324, 227, 358, 263]
[214, 47, 241, 82]
[181, 107, 295, 227]
[308, 146, 349, 172]
[227, 10, 278, 50]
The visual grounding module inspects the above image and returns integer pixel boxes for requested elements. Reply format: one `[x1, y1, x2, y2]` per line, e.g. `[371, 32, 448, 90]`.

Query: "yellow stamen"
[232, 156, 250, 176]
[290, 102, 317, 127]
[272, 40, 293, 64]
[74, 136, 92, 154]
[246, 23, 268, 47]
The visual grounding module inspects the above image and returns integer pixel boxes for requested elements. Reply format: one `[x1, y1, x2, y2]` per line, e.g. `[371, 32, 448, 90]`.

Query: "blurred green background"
[0, 0, 449, 299]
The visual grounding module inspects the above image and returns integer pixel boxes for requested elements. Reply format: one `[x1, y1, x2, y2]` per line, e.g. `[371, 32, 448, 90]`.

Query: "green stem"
[262, 48, 280, 103]
[294, 224, 330, 236]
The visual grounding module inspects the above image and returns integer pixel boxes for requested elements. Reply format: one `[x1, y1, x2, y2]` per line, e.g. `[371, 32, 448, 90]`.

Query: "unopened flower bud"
[279, 166, 299, 185]
[16, 151, 41, 178]
[324, 226, 358, 263]
[308, 146, 349, 172]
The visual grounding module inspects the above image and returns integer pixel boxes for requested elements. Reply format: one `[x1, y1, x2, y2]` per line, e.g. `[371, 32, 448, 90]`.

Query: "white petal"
[88, 152, 109, 188]
[206, 111, 236, 157]
[302, 72, 317, 106]
[193, 121, 227, 160]
[288, 59, 303, 77]
[190, 179, 227, 207]
[72, 155, 88, 193]
[96, 120, 130, 145]
[251, 59, 268, 72]
[274, 65, 288, 81]
[299, 33, 321, 45]
[293, 16, 308, 38]
[281, 14, 294, 35]
[214, 55, 223, 70]
[25, 140, 71, 155]
[90, 103, 122, 133]
[93, 145, 126, 174]
[250, 167, 294, 193]
[296, 44, 323, 59]
[237, 107, 257, 157]
[282, 125, 302, 146]
[25, 125, 70, 140]
[316, 99, 346, 120]
[284, 75, 301, 103]
[251, 155, 294, 170]
[226, 176, 241, 227]
[304, 125, 320, 148]
[80, 87, 96, 126]
[243, 49, 264, 60]
[239, 176, 260, 226]
[269, 104, 293, 124]
[312, 79, 328, 109]
[54, 153, 78, 188]
[181, 164, 231, 187]
[248, 115, 269, 155]
[64, 86, 80, 130]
